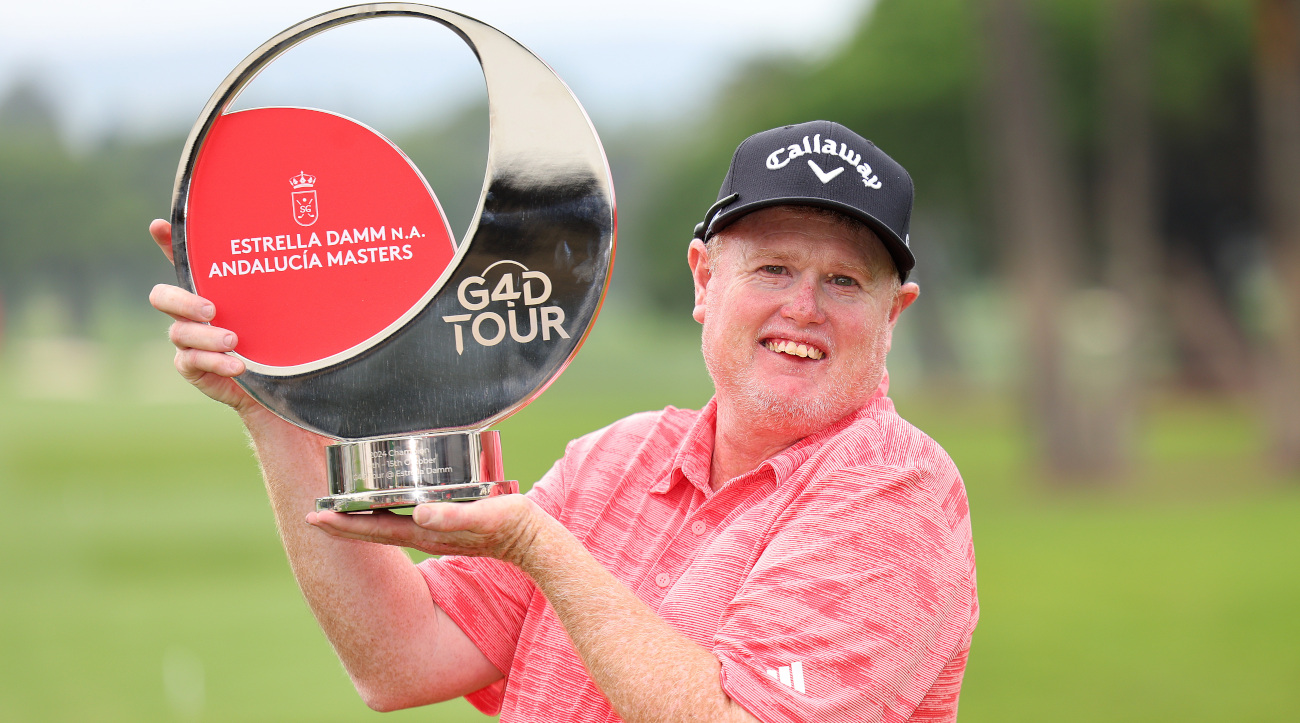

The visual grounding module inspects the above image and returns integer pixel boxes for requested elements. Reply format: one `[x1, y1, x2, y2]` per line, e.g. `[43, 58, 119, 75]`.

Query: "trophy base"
[316, 430, 514, 513]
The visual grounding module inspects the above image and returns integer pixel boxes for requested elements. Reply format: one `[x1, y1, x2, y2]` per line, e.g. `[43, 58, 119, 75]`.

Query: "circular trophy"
[169, 4, 615, 512]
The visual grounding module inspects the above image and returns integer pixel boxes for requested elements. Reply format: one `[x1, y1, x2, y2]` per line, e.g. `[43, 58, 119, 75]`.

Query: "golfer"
[148, 120, 977, 722]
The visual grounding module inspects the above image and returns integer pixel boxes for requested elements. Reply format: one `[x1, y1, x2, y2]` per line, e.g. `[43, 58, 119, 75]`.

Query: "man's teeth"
[765, 340, 824, 360]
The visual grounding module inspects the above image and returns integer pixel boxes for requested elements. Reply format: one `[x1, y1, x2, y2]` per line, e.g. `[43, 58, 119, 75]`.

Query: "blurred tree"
[983, 0, 1103, 474]
[1098, 0, 1160, 470]
[1253, 0, 1300, 470]
[0, 76, 61, 144]
[0, 76, 178, 334]
[1152, 0, 1257, 392]
[0, 76, 60, 332]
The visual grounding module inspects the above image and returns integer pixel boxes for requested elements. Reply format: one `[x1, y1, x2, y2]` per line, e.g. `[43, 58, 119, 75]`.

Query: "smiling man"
[149, 120, 977, 722]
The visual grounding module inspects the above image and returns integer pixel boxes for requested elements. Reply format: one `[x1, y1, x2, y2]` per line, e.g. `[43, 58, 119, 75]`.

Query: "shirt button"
[691, 520, 706, 535]
[655, 573, 670, 588]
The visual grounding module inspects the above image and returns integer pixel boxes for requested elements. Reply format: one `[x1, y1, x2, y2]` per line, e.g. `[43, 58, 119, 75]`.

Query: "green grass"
[899, 393, 1300, 722]
[1, 312, 1298, 721]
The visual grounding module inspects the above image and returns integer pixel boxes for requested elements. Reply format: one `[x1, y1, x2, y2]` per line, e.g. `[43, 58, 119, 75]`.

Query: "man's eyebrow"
[745, 248, 801, 265]
[830, 260, 877, 279]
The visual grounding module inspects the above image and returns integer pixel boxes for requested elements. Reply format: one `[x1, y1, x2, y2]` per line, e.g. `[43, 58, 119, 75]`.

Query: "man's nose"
[780, 273, 826, 324]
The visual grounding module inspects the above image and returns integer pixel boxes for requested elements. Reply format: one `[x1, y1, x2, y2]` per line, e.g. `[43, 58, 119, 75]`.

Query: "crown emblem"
[289, 171, 316, 189]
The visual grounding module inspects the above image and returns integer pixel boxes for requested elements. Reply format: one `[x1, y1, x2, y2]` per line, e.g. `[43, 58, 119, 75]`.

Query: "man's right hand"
[147, 219, 263, 418]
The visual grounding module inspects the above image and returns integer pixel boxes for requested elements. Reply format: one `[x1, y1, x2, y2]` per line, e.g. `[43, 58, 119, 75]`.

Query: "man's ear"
[890, 281, 920, 324]
[879, 281, 920, 356]
[687, 238, 712, 324]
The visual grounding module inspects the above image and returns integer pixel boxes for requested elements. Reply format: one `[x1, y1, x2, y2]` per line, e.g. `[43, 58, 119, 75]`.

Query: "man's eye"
[761, 265, 786, 275]
[830, 275, 858, 287]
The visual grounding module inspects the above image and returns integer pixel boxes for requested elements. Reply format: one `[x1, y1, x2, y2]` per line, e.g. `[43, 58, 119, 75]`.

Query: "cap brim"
[707, 197, 915, 282]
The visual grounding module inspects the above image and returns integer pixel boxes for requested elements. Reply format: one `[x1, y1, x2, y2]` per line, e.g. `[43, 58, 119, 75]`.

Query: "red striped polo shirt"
[419, 378, 978, 722]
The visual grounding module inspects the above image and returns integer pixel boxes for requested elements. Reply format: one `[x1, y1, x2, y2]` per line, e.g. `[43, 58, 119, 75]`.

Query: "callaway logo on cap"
[694, 120, 915, 281]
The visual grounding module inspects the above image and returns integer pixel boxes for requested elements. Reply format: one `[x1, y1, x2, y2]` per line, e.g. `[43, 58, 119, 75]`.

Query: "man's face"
[689, 206, 918, 437]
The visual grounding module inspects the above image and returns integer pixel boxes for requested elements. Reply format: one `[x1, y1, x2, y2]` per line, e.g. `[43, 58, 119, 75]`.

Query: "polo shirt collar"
[653, 371, 892, 496]
[654, 397, 718, 496]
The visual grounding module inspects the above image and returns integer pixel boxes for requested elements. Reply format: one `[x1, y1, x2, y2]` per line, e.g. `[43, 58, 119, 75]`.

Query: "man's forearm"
[244, 412, 498, 710]
[148, 223, 496, 710]
[310, 490, 761, 720]
[514, 513, 758, 723]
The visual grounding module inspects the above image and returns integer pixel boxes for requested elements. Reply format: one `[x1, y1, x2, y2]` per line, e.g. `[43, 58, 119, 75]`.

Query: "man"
[149, 120, 977, 722]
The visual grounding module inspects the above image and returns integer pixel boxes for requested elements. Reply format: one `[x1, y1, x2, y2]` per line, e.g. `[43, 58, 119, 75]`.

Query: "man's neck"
[708, 401, 806, 492]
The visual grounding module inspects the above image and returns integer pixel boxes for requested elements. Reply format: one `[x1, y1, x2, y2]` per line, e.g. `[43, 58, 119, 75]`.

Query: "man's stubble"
[700, 317, 891, 440]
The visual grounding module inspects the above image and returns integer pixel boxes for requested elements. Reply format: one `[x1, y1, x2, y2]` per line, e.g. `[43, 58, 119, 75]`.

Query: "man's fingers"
[307, 509, 502, 558]
[175, 347, 244, 380]
[146, 248, 260, 411]
[413, 500, 491, 530]
[169, 319, 236, 353]
[150, 283, 215, 322]
[309, 510, 429, 547]
[412, 502, 457, 529]
[150, 219, 175, 265]
[412, 496, 519, 532]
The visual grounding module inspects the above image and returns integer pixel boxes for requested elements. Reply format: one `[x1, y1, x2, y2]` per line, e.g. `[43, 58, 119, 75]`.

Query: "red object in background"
[186, 107, 456, 368]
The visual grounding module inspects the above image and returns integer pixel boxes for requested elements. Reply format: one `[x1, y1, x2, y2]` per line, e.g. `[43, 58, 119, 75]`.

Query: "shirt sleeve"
[713, 465, 977, 723]
[416, 456, 570, 715]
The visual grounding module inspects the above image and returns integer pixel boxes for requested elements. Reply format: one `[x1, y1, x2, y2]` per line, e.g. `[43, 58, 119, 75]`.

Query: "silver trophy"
[168, 4, 616, 511]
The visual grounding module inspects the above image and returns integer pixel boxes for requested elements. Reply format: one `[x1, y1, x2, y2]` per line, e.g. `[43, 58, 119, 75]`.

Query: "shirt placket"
[636, 466, 777, 608]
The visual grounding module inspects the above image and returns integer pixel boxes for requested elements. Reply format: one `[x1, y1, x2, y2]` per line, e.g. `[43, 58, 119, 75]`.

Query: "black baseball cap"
[694, 120, 915, 282]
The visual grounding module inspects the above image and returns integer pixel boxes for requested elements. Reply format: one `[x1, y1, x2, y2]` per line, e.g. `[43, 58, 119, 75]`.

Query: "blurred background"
[1, 0, 1298, 720]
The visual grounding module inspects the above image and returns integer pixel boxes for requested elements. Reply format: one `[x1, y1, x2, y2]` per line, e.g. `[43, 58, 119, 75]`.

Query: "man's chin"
[705, 354, 880, 437]
[726, 385, 859, 438]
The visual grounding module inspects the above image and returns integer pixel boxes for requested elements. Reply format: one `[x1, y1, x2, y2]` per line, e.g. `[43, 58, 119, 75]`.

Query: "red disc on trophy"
[185, 107, 456, 368]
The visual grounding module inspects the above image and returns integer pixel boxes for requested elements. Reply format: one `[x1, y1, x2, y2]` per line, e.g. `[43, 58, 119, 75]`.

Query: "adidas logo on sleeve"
[764, 660, 806, 693]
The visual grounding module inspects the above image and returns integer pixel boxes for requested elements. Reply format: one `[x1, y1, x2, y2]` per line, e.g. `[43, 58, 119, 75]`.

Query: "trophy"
[168, 5, 616, 511]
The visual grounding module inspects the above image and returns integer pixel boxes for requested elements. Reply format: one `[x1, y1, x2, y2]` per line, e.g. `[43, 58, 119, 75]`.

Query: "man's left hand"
[306, 495, 541, 566]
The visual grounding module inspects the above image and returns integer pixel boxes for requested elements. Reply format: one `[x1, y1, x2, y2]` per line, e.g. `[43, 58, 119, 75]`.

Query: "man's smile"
[762, 337, 827, 360]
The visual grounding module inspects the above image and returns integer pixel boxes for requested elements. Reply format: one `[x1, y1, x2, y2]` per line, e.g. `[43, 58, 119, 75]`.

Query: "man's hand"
[306, 495, 541, 567]
[146, 219, 264, 418]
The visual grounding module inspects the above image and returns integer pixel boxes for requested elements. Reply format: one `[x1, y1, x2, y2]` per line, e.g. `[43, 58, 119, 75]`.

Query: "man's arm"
[147, 220, 499, 710]
[308, 497, 762, 723]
